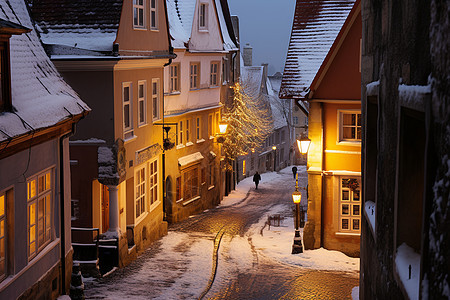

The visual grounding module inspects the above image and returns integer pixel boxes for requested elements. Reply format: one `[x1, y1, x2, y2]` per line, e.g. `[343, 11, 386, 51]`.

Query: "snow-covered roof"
[166, 0, 193, 49]
[0, 0, 89, 143]
[279, 0, 355, 99]
[240, 66, 264, 99]
[30, 0, 123, 54]
[266, 78, 288, 130]
[166, 0, 237, 51]
[178, 152, 204, 167]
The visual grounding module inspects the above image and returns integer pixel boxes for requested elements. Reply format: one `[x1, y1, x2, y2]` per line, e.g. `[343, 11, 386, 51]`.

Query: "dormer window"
[133, 0, 145, 29]
[199, 3, 208, 31]
[0, 19, 31, 112]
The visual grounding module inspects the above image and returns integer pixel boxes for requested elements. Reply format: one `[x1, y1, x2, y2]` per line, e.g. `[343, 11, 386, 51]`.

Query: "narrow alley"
[84, 167, 359, 299]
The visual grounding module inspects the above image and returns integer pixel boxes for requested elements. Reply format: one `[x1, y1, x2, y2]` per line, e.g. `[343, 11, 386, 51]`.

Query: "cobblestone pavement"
[84, 169, 359, 299]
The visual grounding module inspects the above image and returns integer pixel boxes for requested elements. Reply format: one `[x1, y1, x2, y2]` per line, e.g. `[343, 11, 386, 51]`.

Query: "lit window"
[196, 117, 201, 140]
[199, 3, 208, 30]
[150, 0, 158, 30]
[339, 177, 361, 233]
[183, 167, 199, 201]
[208, 114, 213, 137]
[339, 111, 361, 142]
[190, 62, 200, 89]
[242, 160, 246, 175]
[123, 82, 133, 138]
[133, 0, 145, 28]
[135, 166, 146, 219]
[152, 79, 160, 121]
[27, 170, 53, 259]
[210, 62, 219, 86]
[149, 160, 158, 207]
[138, 81, 147, 126]
[0, 191, 6, 280]
[169, 63, 180, 92]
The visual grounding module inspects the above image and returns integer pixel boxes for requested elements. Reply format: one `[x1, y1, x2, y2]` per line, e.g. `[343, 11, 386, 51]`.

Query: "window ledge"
[176, 144, 186, 150]
[149, 200, 161, 212]
[337, 141, 361, 146]
[196, 139, 205, 144]
[124, 134, 137, 144]
[165, 91, 181, 96]
[199, 29, 209, 33]
[150, 28, 159, 32]
[133, 27, 147, 31]
[183, 196, 201, 206]
[138, 123, 148, 129]
[186, 142, 194, 147]
[209, 136, 214, 140]
[135, 212, 149, 226]
[208, 185, 215, 190]
[335, 232, 361, 237]
[176, 198, 184, 204]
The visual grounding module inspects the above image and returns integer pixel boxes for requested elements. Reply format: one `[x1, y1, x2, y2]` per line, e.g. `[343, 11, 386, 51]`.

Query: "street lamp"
[292, 179, 303, 254]
[272, 145, 277, 171]
[219, 121, 228, 134]
[292, 134, 310, 254]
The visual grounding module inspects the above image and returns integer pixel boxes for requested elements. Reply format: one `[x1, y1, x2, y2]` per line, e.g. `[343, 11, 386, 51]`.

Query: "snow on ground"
[352, 286, 360, 299]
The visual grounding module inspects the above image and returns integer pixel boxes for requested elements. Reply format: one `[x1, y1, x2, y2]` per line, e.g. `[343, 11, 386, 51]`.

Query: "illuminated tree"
[222, 82, 273, 162]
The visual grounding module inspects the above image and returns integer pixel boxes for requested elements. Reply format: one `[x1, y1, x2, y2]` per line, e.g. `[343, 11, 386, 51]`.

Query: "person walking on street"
[292, 166, 298, 179]
[253, 172, 261, 190]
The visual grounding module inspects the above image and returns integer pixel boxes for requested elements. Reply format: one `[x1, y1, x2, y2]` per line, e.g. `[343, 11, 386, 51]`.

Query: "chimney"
[231, 15, 240, 45]
[243, 43, 252, 66]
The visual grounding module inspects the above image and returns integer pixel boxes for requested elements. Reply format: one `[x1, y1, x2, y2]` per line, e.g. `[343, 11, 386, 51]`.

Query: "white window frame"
[169, 63, 180, 93]
[339, 177, 361, 234]
[178, 120, 184, 145]
[27, 168, 53, 260]
[196, 117, 201, 141]
[123, 82, 133, 137]
[186, 119, 190, 143]
[190, 62, 200, 89]
[148, 159, 159, 210]
[214, 112, 219, 134]
[338, 109, 362, 144]
[135, 165, 146, 220]
[133, 0, 145, 29]
[150, 0, 158, 30]
[198, 3, 208, 31]
[208, 114, 213, 138]
[138, 80, 147, 127]
[152, 78, 161, 122]
[210, 61, 219, 86]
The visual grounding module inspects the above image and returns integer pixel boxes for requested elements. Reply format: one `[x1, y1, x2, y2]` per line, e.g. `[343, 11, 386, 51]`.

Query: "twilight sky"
[227, 0, 296, 75]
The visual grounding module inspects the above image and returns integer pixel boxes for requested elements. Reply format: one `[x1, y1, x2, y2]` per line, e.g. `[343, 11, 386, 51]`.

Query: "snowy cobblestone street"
[84, 167, 359, 299]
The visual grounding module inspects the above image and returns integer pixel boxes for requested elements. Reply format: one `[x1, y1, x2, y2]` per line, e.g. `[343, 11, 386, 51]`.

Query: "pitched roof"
[0, 0, 90, 143]
[279, 0, 355, 99]
[166, 0, 237, 51]
[30, 0, 123, 54]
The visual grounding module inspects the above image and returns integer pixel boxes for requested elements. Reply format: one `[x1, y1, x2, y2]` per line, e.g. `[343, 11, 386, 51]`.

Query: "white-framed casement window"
[198, 2, 208, 31]
[190, 62, 200, 89]
[152, 79, 161, 121]
[123, 82, 133, 138]
[339, 177, 361, 233]
[169, 63, 180, 93]
[178, 120, 184, 145]
[338, 110, 361, 142]
[27, 169, 53, 260]
[293, 116, 299, 125]
[208, 114, 213, 138]
[133, 0, 145, 29]
[183, 167, 199, 201]
[150, 0, 158, 30]
[186, 119, 190, 143]
[0, 191, 6, 280]
[138, 80, 147, 127]
[210, 62, 219, 86]
[196, 117, 201, 140]
[135, 166, 146, 219]
[149, 159, 158, 208]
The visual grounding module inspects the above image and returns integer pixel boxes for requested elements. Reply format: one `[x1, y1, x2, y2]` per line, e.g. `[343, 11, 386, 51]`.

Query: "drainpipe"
[59, 123, 76, 295]
[162, 55, 173, 221]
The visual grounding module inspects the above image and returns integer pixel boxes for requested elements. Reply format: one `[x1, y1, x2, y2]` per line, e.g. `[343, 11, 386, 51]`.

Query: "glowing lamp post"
[272, 145, 277, 171]
[292, 135, 310, 254]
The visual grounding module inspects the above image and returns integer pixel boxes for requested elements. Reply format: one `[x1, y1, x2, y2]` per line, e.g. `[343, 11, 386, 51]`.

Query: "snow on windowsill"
[186, 142, 194, 147]
[208, 185, 215, 190]
[366, 80, 380, 96]
[183, 196, 201, 206]
[196, 139, 205, 144]
[335, 232, 360, 237]
[395, 243, 420, 300]
[124, 134, 137, 144]
[176, 144, 185, 150]
[364, 201, 376, 233]
[209, 136, 214, 140]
